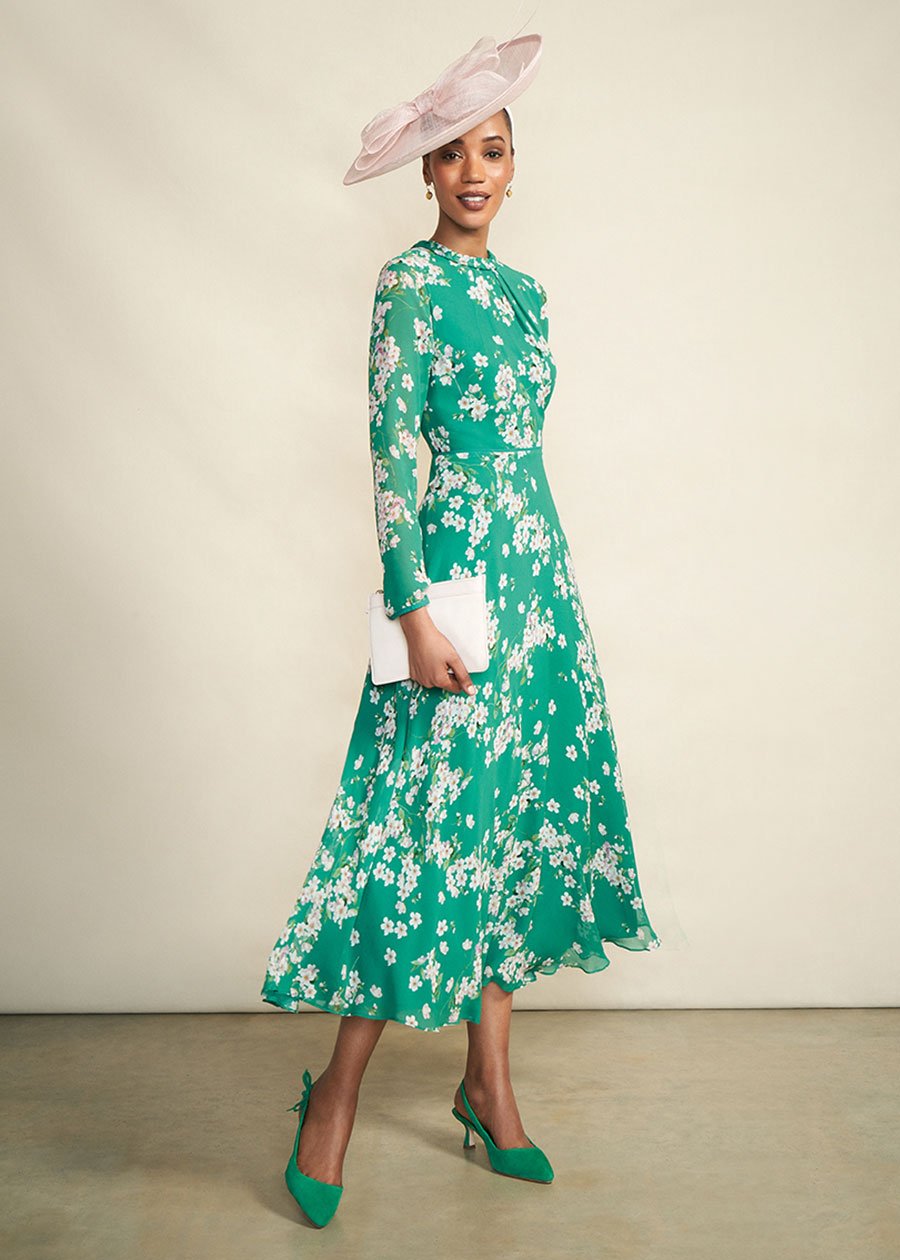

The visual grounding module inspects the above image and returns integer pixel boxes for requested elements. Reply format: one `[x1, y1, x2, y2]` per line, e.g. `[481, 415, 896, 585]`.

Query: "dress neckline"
[416, 237, 498, 268]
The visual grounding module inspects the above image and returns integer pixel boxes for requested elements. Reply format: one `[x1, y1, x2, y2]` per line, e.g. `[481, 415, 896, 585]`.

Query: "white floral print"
[261, 237, 660, 1032]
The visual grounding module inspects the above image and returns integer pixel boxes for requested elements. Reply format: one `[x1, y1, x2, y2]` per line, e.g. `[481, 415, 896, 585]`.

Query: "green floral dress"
[261, 237, 661, 1031]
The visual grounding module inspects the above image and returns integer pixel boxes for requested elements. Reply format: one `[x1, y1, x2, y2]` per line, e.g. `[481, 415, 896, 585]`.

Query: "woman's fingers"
[403, 622, 478, 694]
[446, 652, 477, 696]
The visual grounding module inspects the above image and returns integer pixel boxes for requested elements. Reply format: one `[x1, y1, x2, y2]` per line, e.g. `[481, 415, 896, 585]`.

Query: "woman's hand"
[399, 606, 478, 695]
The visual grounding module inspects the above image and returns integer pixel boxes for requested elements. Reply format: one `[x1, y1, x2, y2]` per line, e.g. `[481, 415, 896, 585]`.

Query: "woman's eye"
[440, 150, 504, 161]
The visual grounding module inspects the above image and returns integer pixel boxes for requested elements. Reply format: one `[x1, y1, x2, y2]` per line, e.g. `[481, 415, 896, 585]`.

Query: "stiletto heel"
[283, 1068, 344, 1227]
[452, 1106, 476, 1148]
[451, 1079, 554, 1183]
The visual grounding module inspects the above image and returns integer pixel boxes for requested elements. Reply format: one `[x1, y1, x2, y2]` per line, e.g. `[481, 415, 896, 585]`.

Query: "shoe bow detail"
[286, 1067, 314, 1113]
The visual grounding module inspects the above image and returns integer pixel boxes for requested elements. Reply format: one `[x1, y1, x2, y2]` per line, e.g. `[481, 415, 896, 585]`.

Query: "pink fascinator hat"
[343, 33, 543, 186]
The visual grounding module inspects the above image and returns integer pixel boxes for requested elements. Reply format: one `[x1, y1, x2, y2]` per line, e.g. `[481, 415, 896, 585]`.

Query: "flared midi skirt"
[261, 446, 661, 1031]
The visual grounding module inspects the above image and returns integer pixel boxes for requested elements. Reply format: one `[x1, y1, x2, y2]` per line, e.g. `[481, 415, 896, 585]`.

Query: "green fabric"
[261, 237, 661, 1031]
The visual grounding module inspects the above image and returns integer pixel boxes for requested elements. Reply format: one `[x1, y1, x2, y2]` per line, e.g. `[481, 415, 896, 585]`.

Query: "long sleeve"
[368, 260, 434, 620]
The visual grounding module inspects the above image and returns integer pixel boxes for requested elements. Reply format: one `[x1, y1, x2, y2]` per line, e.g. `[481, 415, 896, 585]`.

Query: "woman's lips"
[457, 193, 490, 211]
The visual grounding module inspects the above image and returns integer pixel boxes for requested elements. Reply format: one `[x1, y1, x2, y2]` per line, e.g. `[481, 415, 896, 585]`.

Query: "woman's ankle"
[463, 1066, 513, 1093]
[317, 1063, 363, 1099]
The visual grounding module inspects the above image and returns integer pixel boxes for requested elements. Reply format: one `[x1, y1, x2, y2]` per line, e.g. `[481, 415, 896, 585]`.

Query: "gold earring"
[425, 185, 433, 199]
[505, 184, 513, 197]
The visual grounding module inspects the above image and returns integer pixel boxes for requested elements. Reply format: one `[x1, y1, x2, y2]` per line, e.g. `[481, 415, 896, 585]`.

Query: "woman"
[261, 33, 661, 1227]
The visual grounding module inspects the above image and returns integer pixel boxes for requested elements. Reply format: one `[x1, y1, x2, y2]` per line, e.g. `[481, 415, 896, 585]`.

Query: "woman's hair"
[502, 107, 514, 153]
[425, 108, 515, 163]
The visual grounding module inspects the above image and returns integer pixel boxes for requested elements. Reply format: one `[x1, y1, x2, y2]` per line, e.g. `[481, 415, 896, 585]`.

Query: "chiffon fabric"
[261, 237, 661, 1031]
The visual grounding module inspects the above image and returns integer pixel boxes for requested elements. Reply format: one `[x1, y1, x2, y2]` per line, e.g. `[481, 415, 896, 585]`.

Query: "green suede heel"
[451, 1078, 554, 1183]
[283, 1068, 344, 1227]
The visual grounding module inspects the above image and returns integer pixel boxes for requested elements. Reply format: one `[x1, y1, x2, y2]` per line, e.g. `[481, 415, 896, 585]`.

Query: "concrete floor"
[0, 1009, 896, 1259]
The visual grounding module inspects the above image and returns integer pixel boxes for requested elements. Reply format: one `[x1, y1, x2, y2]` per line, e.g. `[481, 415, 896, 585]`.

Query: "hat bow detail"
[359, 36, 507, 163]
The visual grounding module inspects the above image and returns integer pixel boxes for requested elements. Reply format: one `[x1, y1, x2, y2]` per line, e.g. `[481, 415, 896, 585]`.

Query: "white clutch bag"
[366, 573, 489, 686]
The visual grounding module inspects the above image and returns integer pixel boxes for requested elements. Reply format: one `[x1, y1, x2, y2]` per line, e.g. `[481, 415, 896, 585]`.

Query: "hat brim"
[343, 34, 542, 186]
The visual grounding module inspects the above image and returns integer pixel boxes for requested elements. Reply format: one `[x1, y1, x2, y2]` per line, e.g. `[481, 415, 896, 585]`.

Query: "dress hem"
[260, 931, 659, 1033]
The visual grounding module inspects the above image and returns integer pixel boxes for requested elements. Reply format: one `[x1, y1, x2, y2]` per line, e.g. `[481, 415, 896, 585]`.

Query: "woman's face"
[423, 111, 514, 232]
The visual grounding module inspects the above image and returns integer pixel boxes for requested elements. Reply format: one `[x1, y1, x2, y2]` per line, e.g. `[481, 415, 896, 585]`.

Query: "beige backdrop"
[2, 0, 898, 1014]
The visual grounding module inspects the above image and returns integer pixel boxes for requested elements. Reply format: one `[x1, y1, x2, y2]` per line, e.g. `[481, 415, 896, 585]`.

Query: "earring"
[425, 186, 433, 199]
[505, 184, 513, 197]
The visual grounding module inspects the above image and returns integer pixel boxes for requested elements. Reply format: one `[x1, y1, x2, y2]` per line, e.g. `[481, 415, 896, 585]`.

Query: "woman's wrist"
[399, 604, 434, 638]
